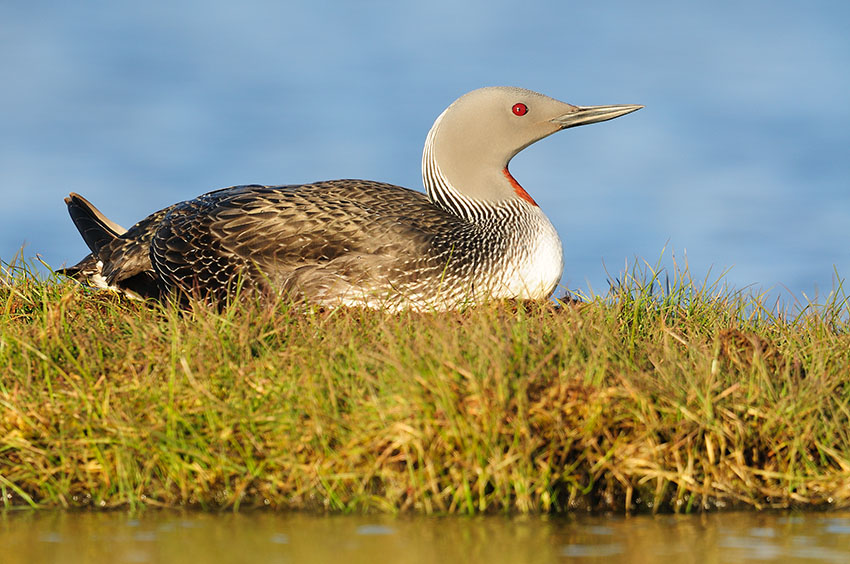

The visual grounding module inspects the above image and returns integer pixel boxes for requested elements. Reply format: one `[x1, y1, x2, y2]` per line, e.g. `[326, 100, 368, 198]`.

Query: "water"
[2, 1, 850, 305]
[2, 511, 850, 563]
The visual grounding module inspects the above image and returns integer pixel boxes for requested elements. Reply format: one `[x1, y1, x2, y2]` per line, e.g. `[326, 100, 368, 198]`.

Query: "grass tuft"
[2, 254, 850, 513]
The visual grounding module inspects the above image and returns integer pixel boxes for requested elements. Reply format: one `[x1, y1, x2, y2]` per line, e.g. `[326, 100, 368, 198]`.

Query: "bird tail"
[64, 192, 127, 255]
[56, 253, 101, 280]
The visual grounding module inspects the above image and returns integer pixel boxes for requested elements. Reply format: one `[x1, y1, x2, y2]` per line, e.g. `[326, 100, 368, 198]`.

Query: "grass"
[1, 253, 850, 514]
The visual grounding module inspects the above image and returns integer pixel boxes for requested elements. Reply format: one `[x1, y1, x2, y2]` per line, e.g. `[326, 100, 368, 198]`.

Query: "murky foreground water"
[2, 510, 850, 563]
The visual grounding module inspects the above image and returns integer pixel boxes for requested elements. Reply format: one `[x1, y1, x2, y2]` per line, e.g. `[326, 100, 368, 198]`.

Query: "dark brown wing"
[149, 180, 470, 302]
[92, 204, 179, 298]
[61, 193, 166, 299]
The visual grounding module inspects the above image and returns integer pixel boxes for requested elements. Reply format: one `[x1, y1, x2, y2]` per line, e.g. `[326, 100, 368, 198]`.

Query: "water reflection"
[1, 511, 850, 563]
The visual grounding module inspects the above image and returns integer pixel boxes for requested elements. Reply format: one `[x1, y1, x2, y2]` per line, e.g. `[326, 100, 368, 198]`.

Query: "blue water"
[2, 1, 849, 304]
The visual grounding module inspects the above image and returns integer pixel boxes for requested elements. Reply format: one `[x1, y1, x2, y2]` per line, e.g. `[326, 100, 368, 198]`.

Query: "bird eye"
[512, 103, 528, 116]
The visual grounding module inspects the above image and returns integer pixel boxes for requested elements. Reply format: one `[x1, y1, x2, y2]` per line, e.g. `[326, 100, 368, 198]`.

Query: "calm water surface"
[2, 511, 850, 563]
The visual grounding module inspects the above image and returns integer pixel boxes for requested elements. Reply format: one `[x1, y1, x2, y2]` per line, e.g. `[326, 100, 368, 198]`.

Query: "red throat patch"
[503, 168, 538, 207]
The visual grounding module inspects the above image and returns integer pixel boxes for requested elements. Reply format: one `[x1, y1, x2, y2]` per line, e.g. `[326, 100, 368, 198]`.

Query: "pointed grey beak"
[551, 104, 643, 130]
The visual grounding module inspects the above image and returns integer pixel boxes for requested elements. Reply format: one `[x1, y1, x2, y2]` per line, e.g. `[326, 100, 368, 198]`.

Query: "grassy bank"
[2, 256, 850, 514]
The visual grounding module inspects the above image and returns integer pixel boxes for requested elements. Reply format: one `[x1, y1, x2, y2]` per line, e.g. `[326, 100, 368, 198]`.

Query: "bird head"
[424, 86, 642, 205]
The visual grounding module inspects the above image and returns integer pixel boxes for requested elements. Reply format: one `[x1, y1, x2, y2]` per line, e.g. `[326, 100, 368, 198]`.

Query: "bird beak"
[551, 104, 643, 130]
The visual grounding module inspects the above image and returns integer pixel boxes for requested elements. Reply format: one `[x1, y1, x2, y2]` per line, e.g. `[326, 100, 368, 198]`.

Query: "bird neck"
[502, 168, 538, 207]
[421, 114, 537, 222]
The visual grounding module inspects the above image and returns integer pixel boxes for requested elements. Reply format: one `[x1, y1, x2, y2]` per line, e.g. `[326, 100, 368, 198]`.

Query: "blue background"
[2, 1, 848, 304]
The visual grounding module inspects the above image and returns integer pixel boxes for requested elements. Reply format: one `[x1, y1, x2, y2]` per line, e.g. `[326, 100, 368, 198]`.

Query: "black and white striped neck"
[421, 110, 530, 223]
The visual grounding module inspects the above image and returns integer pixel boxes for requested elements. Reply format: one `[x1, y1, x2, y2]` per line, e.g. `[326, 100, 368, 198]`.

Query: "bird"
[60, 87, 642, 310]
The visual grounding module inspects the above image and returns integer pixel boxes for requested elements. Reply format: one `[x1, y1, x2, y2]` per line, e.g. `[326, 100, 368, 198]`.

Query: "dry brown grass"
[2, 256, 850, 513]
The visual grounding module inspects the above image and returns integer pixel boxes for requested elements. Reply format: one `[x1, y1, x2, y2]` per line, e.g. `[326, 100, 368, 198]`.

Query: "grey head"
[424, 86, 643, 205]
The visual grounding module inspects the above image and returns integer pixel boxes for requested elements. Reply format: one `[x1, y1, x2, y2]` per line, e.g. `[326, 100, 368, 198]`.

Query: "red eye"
[512, 103, 528, 116]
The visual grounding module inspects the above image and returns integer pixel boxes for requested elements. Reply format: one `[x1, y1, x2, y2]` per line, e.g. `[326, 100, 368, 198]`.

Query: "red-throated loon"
[61, 87, 641, 310]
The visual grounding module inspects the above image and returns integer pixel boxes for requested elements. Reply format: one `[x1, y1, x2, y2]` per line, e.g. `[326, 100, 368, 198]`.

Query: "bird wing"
[91, 204, 179, 298]
[149, 181, 462, 301]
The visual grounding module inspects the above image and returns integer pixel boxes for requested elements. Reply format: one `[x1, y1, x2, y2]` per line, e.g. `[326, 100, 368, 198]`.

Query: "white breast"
[495, 207, 564, 300]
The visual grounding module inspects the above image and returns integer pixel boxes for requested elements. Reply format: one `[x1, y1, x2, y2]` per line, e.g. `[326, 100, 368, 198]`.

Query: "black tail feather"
[64, 192, 126, 256]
